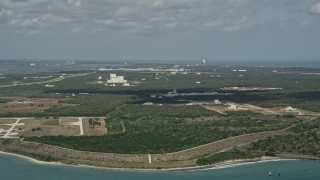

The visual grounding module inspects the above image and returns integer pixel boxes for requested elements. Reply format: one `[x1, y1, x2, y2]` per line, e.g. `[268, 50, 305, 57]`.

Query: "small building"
[45, 84, 55, 88]
[285, 106, 296, 112]
[142, 102, 154, 106]
[228, 104, 237, 110]
[186, 102, 203, 106]
[225, 103, 237, 110]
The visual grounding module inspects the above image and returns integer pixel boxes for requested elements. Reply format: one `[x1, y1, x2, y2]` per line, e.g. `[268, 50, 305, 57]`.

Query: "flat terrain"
[0, 63, 320, 168]
[83, 117, 107, 136]
[0, 97, 76, 114]
[0, 117, 107, 138]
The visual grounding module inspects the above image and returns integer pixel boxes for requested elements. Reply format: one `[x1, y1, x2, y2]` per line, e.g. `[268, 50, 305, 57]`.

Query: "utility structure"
[202, 59, 206, 66]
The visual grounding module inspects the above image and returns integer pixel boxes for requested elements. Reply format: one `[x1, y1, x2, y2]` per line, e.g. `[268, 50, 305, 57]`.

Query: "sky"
[0, 0, 320, 63]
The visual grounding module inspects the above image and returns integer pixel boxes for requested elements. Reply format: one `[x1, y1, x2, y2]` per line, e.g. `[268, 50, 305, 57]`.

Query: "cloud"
[10, 13, 71, 27]
[67, 0, 82, 8]
[0, 0, 319, 36]
[223, 17, 250, 32]
[311, 2, 320, 14]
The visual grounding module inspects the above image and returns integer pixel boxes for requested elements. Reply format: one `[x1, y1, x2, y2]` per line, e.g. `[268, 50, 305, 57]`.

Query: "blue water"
[0, 153, 319, 180]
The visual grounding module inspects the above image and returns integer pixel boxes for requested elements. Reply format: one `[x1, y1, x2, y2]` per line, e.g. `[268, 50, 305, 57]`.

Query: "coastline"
[0, 150, 310, 172]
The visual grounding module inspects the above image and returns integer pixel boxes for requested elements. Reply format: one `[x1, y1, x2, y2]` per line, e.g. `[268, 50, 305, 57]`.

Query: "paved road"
[78, 117, 84, 135]
[1, 118, 25, 138]
[0, 73, 91, 88]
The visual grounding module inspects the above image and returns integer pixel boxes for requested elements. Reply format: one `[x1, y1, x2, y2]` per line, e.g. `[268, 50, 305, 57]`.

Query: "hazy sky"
[0, 0, 320, 62]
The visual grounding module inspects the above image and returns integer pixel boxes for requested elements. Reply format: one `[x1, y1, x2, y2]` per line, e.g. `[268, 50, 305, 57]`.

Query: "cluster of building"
[99, 73, 130, 86]
[221, 87, 282, 91]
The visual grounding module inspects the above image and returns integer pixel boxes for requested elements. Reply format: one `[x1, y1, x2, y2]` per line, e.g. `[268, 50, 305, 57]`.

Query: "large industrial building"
[107, 74, 128, 84]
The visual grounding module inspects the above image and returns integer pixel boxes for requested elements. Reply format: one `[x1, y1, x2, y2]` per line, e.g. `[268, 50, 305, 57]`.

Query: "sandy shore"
[0, 150, 298, 172]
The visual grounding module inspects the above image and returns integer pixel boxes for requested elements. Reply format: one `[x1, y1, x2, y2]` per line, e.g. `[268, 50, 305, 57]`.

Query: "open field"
[0, 117, 108, 138]
[19, 118, 81, 137]
[0, 125, 11, 130]
[0, 119, 17, 124]
[0, 97, 76, 114]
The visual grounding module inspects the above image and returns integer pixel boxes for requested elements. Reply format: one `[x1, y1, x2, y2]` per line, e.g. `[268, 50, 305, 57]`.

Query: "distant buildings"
[142, 102, 154, 106]
[221, 87, 282, 91]
[107, 74, 127, 84]
[66, 60, 76, 65]
[106, 73, 130, 86]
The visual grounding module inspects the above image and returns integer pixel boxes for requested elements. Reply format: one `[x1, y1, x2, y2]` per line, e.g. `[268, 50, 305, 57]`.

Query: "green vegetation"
[225, 110, 262, 116]
[89, 118, 101, 128]
[246, 117, 320, 156]
[1, 64, 320, 157]
[31, 127, 42, 131]
[0, 95, 132, 117]
[25, 105, 302, 154]
[196, 151, 259, 165]
[45, 95, 132, 116]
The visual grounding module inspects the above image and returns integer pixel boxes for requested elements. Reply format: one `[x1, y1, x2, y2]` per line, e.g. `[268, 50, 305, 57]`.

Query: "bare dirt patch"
[19, 118, 80, 137]
[59, 118, 79, 123]
[0, 125, 11, 130]
[22, 126, 80, 137]
[42, 119, 60, 126]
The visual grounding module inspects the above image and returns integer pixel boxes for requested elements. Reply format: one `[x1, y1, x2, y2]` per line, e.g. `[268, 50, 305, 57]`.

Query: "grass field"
[0, 97, 75, 114]
[19, 118, 80, 137]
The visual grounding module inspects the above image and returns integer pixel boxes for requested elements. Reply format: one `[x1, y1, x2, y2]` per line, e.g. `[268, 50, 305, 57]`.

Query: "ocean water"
[0, 153, 319, 180]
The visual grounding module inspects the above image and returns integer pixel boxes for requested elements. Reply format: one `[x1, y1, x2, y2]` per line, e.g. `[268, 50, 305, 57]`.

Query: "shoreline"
[1, 150, 315, 172]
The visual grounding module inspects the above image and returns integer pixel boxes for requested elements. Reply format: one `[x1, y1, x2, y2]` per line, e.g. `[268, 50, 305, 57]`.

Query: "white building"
[45, 84, 55, 88]
[107, 74, 127, 84]
[228, 104, 237, 110]
[225, 103, 237, 110]
[214, 99, 221, 104]
[142, 102, 154, 106]
[285, 106, 296, 112]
